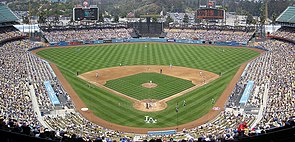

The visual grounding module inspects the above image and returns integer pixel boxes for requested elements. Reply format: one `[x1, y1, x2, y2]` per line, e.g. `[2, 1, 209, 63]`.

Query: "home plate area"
[78, 65, 219, 112]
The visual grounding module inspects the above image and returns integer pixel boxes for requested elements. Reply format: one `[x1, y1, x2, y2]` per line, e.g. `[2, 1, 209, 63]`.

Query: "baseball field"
[36, 43, 260, 130]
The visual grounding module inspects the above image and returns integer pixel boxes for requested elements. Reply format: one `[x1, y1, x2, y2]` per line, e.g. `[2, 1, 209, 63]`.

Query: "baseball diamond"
[35, 43, 260, 130]
[104, 72, 196, 100]
[1, 2, 295, 141]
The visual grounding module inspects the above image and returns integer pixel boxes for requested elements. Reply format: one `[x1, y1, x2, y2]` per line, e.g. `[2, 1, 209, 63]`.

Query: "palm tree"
[271, 13, 277, 33]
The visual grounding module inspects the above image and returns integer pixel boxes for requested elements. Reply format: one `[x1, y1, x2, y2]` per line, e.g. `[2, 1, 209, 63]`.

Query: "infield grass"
[105, 73, 195, 100]
[37, 43, 260, 128]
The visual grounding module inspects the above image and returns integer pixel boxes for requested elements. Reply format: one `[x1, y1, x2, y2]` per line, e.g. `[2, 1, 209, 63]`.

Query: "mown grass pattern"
[105, 73, 195, 100]
[37, 43, 259, 128]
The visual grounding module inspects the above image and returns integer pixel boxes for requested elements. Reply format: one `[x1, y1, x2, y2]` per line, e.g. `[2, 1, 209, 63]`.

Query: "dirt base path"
[78, 65, 219, 112]
[79, 65, 218, 85]
[50, 61, 248, 134]
[33, 44, 265, 134]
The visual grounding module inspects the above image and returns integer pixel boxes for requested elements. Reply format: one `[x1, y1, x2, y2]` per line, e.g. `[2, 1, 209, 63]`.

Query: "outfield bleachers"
[0, 23, 294, 141]
[165, 29, 253, 43]
[42, 28, 133, 42]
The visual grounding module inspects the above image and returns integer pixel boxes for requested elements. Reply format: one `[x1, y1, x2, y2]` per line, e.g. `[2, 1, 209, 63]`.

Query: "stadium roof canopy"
[0, 3, 18, 24]
[276, 6, 295, 24]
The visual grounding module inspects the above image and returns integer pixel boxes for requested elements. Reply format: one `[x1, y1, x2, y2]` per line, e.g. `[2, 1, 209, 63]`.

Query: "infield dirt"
[78, 65, 219, 112]
[33, 44, 265, 133]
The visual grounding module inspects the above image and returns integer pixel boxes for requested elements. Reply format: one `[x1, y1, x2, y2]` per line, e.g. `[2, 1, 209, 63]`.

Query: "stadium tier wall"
[47, 38, 248, 47]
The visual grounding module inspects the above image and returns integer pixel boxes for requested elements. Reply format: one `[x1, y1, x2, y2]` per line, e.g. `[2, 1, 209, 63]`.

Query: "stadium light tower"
[28, 0, 31, 38]
[265, 0, 268, 25]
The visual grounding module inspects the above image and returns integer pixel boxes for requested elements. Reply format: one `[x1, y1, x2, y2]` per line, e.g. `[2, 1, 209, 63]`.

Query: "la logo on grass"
[145, 116, 157, 124]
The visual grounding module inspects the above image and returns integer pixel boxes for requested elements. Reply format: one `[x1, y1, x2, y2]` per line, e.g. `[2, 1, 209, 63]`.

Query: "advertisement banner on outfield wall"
[229, 42, 240, 46]
[83, 41, 92, 44]
[149, 38, 167, 42]
[128, 38, 149, 42]
[215, 42, 227, 46]
[112, 39, 124, 43]
[69, 41, 83, 45]
[47, 38, 249, 47]
[193, 40, 203, 44]
[93, 40, 104, 44]
[241, 42, 247, 46]
[167, 39, 175, 42]
[103, 40, 112, 43]
[49, 42, 58, 46]
[176, 39, 195, 44]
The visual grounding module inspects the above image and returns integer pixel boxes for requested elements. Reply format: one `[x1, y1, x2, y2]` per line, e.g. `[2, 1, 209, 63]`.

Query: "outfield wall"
[47, 38, 248, 47]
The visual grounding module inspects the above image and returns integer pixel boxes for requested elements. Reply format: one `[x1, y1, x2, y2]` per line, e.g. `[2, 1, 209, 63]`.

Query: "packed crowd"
[185, 39, 294, 141]
[256, 40, 295, 130]
[26, 51, 74, 112]
[43, 28, 133, 42]
[0, 40, 42, 137]
[226, 51, 272, 109]
[165, 29, 254, 43]
[43, 112, 133, 142]
[0, 27, 26, 42]
[187, 111, 256, 141]
[0, 38, 81, 139]
[272, 27, 295, 41]
[0, 28, 136, 141]
[0, 27, 294, 142]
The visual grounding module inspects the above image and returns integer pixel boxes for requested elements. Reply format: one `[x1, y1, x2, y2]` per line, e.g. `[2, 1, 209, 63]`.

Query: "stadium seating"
[2, 0, 294, 141]
[42, 28, 133, 42]
[165, 29, 253, 43]
[0, 21, 294, 141]
[272, 27, 295, 42]
[187, 39, 295, 141]
[0, 27, 26, 42]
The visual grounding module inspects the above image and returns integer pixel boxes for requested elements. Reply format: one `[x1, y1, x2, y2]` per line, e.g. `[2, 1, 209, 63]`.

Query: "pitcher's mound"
[141, 83, 157, 88]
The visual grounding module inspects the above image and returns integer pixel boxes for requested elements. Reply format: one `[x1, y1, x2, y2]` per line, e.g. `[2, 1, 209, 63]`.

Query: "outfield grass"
[37, 43, 259, 128]
[105, 73, 195, 100]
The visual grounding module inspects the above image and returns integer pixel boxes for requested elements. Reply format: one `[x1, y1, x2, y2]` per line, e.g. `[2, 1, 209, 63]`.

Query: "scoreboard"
[73, 7, 99, 21]
[196, 8, 224, 19]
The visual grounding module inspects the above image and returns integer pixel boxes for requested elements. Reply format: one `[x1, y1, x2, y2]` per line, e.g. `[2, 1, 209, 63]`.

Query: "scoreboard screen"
[73, 7, 98, 21]
[196, 8, 224, 19]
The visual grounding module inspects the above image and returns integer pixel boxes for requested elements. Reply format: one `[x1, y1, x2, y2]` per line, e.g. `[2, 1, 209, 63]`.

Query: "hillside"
[7, 0, 295, 19]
